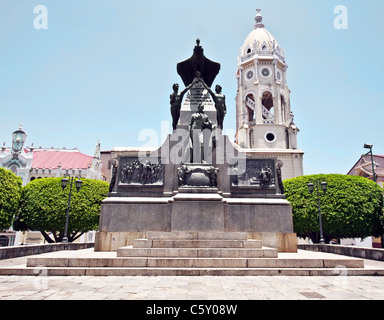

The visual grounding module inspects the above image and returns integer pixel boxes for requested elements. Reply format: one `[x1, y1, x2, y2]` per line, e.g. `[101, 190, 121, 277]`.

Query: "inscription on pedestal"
[183, 82, 214, 108]
[179, 81, 216, 126]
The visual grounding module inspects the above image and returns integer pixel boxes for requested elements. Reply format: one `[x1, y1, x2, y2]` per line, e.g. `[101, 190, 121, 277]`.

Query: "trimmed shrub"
[0, 168, 22, 231]
[283, 174, 384, 243]
[14, 177, 109, 242]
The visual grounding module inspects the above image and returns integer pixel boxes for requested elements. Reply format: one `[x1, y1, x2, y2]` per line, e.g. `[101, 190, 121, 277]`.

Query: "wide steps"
[1, 266, 379, 277]
[7, 231, 369, 276]
[26, 257, 364, 269]
[145, 231, 249, 240]
[117, 247, 276, 258]
[132, 239, 262, 249]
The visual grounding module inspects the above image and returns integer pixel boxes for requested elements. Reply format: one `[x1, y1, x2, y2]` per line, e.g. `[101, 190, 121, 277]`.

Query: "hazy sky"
[0, 0, 383, 176]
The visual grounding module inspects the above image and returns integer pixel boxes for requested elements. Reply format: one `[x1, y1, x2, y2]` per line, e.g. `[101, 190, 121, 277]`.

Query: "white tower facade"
[235, 11, 304, 179]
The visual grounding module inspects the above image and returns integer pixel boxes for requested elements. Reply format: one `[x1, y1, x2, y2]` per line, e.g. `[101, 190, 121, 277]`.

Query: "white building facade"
[235, 11, 304, 180]
[0, 127, 103, 186]
[0, 127, 103, 246]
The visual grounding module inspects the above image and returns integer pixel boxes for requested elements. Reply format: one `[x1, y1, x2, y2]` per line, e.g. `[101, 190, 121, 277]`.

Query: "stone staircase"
[7, 231, 375, 276]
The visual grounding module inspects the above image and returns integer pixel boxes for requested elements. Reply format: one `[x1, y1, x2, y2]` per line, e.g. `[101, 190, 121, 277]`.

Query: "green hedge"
[0, 168, 22, 231]
[14, 177, 109, 242]
[283, 174, 384, 243]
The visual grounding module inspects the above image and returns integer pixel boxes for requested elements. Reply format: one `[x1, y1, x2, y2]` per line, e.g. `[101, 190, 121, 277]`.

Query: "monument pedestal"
[95, 41, 297, 253]
[95, 176, 297, 252]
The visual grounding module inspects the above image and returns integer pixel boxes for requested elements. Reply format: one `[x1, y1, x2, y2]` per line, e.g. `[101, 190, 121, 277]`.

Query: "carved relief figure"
[206, 166, 219, 187]
[121, 159, 163, 185]
[177, 164, 189, 186]
[259, 166, 272, 186]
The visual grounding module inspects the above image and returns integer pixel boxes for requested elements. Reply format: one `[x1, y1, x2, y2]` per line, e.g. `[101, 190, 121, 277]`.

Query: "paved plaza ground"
[1, 249, 384, 301]
[1, 274, 384, 300]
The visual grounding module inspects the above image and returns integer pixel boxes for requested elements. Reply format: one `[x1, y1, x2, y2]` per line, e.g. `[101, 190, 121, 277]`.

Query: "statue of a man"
[170, 79, 196, 131]
[201, 81, 227, 128]
[188, 104, 215, 163]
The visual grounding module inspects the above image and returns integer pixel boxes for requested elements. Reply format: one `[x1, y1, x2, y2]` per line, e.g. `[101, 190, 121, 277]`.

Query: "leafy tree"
[14, 177, 109, 243]
[0, 168, 22, 231]
[283, 174, 384, 243]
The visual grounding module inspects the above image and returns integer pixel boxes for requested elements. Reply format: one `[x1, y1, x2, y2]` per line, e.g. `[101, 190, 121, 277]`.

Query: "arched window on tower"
[261, 91, 274, 124]
[245, 94, 256, 123]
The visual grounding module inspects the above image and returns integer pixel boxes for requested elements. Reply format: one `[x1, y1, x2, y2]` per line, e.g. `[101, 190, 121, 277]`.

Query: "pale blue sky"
[0, 0, 383, 176]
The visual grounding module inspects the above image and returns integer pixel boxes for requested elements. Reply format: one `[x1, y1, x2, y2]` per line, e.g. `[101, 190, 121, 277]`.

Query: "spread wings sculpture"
[177, 39, 221, 88]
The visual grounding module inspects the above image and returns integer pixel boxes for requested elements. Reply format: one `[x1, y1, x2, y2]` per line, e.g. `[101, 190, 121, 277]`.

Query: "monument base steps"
[1, 232, 380, 276]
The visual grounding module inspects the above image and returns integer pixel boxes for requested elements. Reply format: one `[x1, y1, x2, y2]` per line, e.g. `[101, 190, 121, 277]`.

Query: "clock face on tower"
[260, 67, 271, 78]
[246, 70, 254, 80]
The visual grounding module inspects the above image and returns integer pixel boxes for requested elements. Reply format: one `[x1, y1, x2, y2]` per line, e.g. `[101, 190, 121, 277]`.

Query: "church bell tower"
[235, 10, 304, 179]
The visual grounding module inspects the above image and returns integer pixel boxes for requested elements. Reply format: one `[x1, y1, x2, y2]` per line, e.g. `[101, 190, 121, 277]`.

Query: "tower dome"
[240, 10, 285, 61]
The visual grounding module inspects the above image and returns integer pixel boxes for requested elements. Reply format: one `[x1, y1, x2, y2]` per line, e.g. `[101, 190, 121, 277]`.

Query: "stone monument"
[95, 40, 297, 253]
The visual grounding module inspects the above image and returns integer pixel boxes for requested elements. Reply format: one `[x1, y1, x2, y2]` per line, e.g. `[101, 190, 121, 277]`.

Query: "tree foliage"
[14, 177, 109, 242]
[283, 174, 384, 243]
[0, 168, 22, 231]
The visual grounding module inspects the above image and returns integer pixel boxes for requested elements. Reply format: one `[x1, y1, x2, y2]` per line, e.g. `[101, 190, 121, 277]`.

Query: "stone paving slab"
[1, 274, 384, 300]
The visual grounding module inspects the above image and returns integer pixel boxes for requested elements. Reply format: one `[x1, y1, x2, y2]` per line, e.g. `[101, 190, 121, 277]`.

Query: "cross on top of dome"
[254, 9, 265, 28]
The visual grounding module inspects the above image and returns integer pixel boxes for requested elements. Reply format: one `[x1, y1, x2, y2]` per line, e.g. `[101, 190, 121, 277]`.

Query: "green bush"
[283, 174, 384, 243]
[0, 168, 22, 231]
[14, 177, 109, 242]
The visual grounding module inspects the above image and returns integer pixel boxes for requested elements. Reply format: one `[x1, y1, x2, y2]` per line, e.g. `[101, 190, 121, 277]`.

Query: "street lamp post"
[307, 179, 327, 245]
[61, 173, 83, 243]
[363, 143, 376, 182]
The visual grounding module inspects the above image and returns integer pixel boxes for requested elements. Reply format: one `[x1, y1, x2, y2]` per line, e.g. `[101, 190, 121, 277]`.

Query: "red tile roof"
[31, 150, 93, 169]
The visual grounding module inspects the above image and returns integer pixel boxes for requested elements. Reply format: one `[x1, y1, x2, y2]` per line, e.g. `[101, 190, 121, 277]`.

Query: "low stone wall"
[298, 244, 384, 261]
[0, 242, 94, 260]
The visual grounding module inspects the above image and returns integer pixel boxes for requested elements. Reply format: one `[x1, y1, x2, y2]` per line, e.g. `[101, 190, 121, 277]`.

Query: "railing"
[262, 106, 274, 124]
[241, 51, 256, 62]
[240, 49, 285, 63]
[245, 97, 274, 124]
[245, 97, 255, 109]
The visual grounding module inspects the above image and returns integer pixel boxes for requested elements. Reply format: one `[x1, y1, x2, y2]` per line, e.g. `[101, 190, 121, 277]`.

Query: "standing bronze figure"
[188, 104, 215, 163]
[170, 80, 196, 131]
[201, 81, 227, 128]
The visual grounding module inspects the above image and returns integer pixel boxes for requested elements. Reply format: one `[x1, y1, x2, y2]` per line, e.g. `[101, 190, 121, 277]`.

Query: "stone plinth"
[96, 192, 297, 252]
[171, 192, 225, 232]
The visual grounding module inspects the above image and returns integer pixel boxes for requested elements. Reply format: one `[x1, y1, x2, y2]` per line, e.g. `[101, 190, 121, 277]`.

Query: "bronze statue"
[276, 160, 284, 194]
[188, 104, 215, 163]
[170, 80, 196, 131]
[201, 81, 227, 128]
[109, 159, 119, 192]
